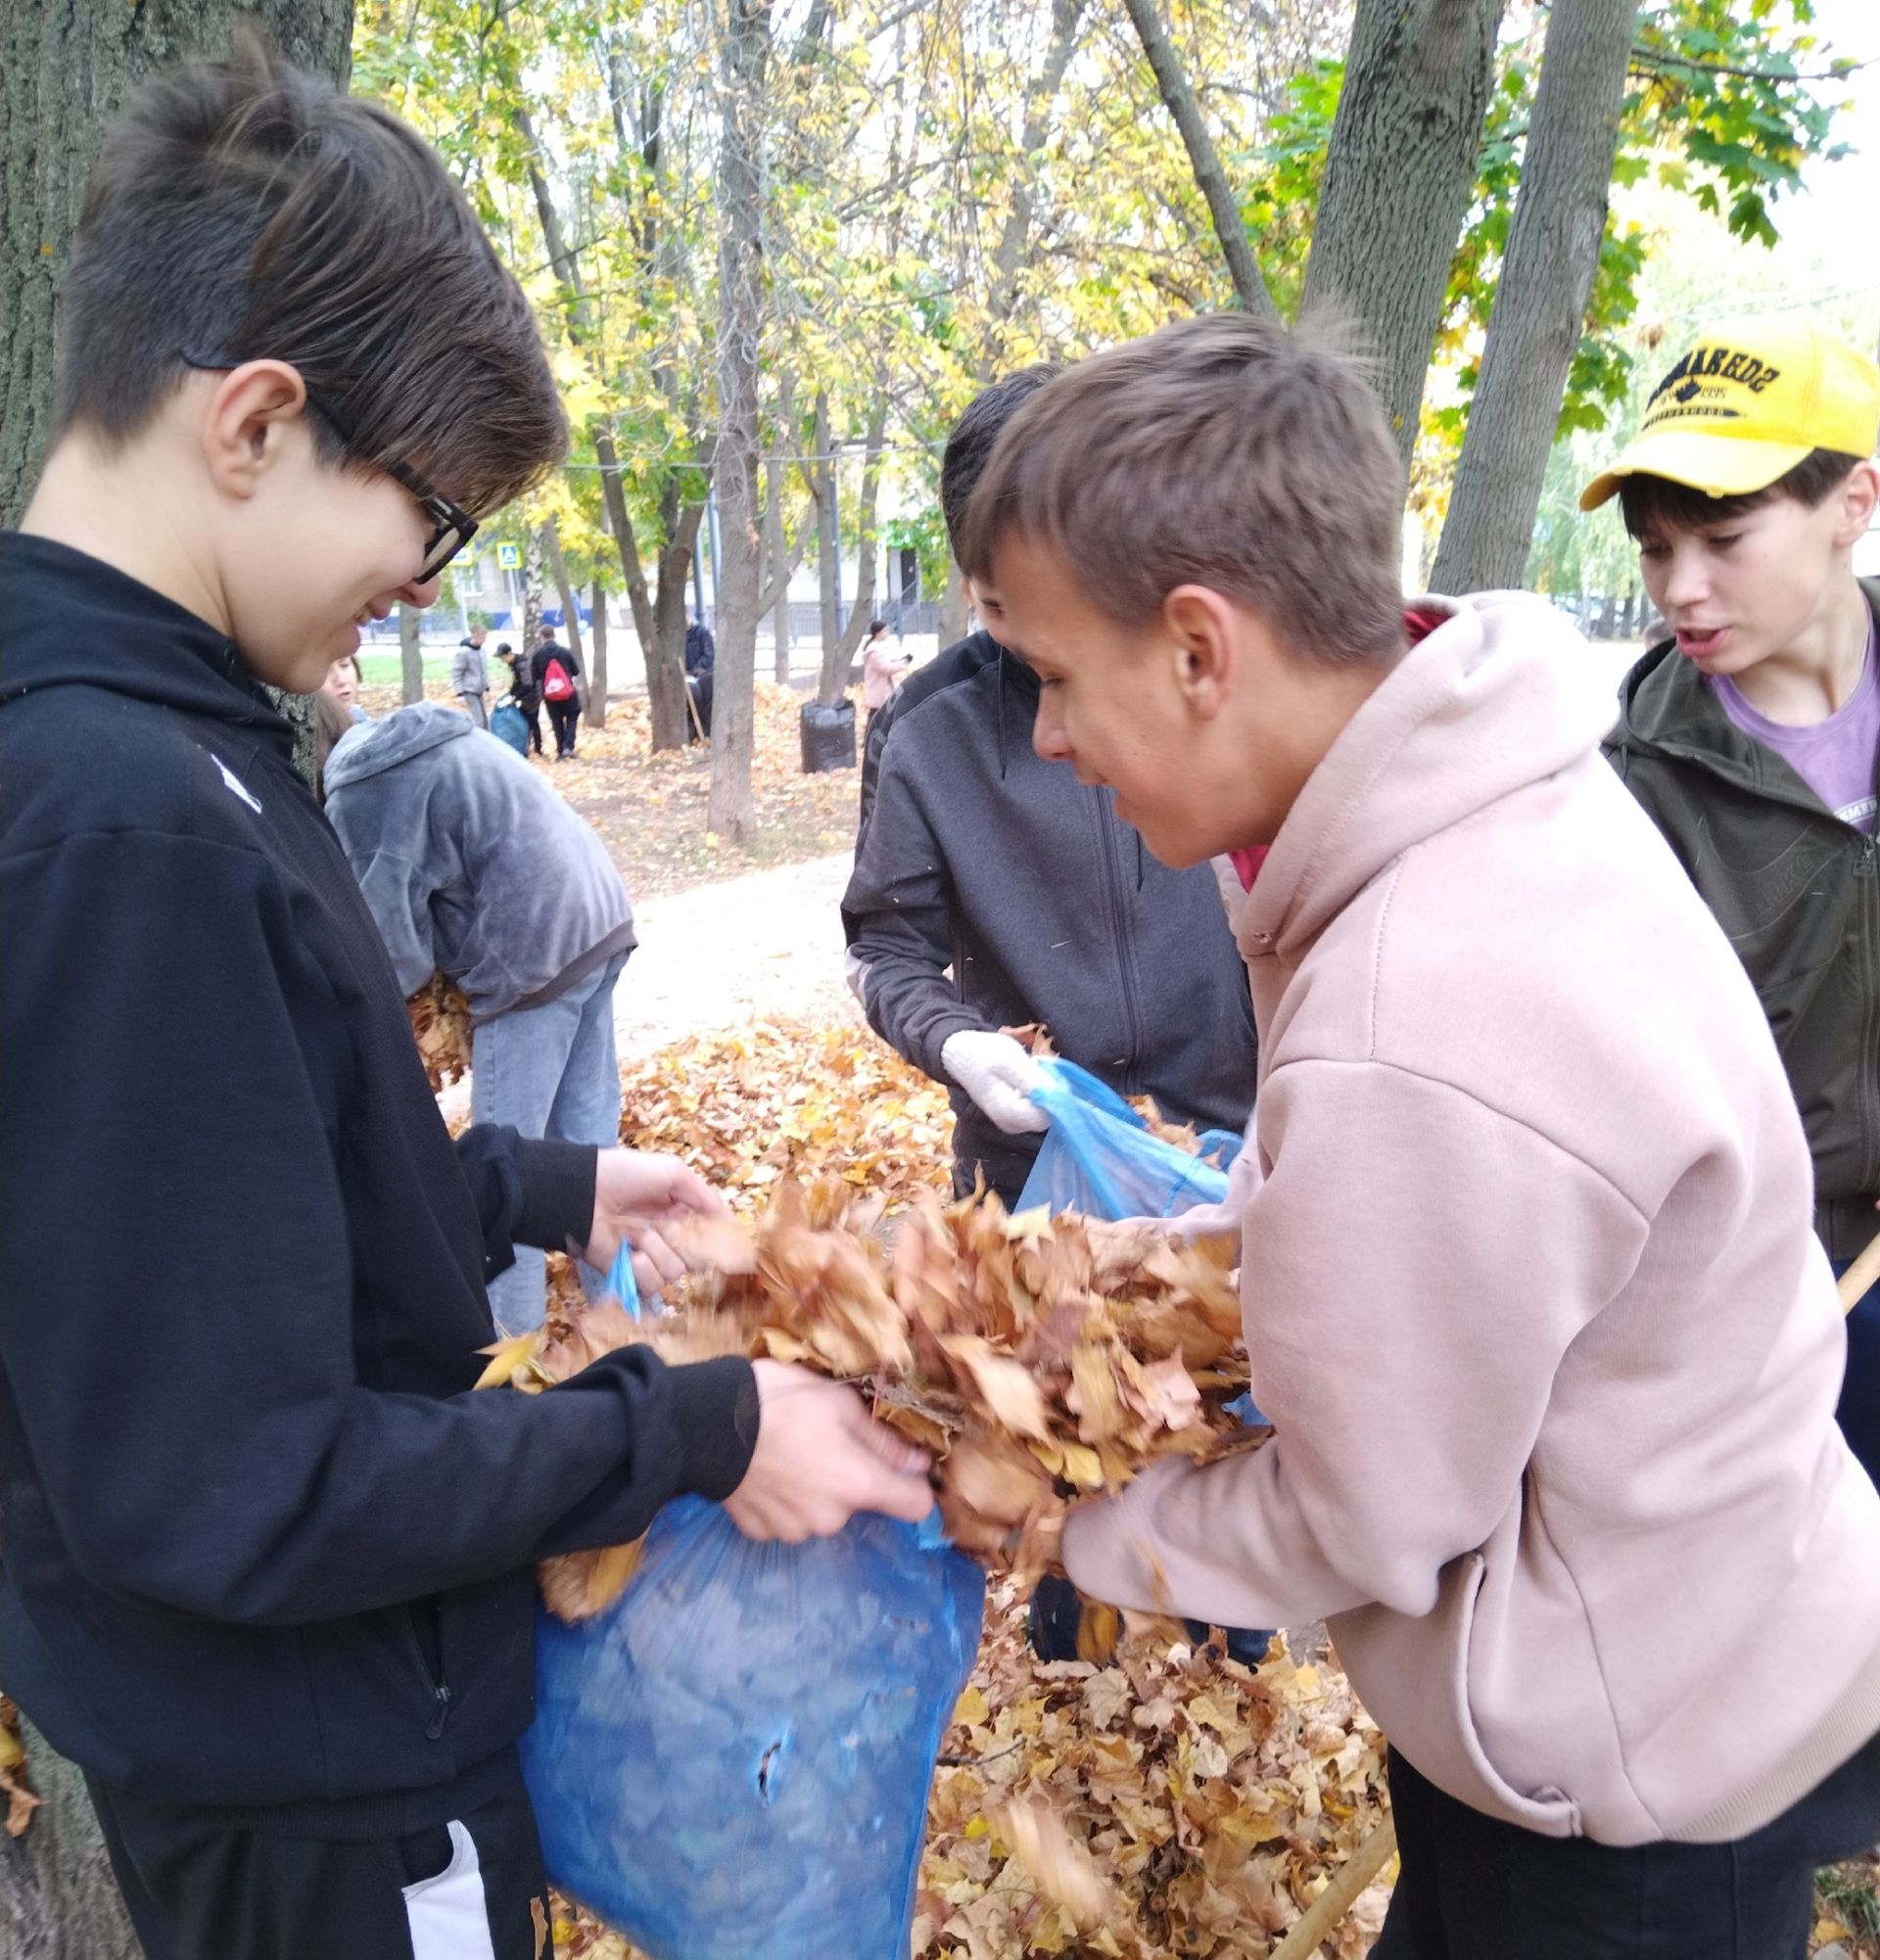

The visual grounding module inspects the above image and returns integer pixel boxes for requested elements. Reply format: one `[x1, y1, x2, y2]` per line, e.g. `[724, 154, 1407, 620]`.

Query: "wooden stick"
[684, 678, 707, 744]
[1268, 1818, 1396, 1960]
[1841, 1229, 1880, 1316]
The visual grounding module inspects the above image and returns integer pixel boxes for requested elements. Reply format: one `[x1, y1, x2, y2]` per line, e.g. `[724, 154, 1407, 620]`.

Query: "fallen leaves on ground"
[359, 678, 860, 899]
[617, 1018, 955, 1210]
[917, 1592, 1394, 1960]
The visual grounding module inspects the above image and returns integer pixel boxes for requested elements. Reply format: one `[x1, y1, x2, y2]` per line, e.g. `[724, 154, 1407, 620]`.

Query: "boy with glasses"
[0, 44, 931, 1959]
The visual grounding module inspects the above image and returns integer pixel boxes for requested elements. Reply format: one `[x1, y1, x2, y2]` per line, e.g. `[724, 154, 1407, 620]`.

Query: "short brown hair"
[960, 313, 1405, 666]
[1617, 448, 1863, 540]
[55, 38, 567, 518]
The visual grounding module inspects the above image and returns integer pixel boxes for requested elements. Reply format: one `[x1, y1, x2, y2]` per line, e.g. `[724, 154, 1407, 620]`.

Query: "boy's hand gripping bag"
[1015, 1057, 1241, 1223]
[519, 1249, 985, 1960]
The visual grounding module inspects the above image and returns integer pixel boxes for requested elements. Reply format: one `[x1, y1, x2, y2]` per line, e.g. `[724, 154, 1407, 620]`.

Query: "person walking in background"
[497, 638, 544, 754]
[325, 702, 637, 1331]
[860, 617, 908, 723]
[453, 620, 491, 727]
[684, 608, 716, 741]
[536, 621, 583, 760]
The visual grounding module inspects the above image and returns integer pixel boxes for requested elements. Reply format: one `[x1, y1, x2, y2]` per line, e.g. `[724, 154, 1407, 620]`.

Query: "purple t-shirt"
[1711, 624, 1880, 833]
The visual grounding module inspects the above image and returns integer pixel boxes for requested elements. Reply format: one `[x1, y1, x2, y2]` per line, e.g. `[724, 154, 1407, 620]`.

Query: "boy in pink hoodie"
[959, 312, 1880, 1956]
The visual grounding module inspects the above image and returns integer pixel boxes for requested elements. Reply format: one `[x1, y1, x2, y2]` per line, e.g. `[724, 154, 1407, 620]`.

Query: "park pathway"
[612, 849, 861, 1057]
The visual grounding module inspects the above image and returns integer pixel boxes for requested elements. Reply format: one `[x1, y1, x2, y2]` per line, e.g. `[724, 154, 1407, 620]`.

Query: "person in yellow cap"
[1593, 314, 1880, 1487]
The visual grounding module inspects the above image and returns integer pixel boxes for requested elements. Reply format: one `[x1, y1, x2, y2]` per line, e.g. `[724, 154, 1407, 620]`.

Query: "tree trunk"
[769, 450, 792, 682]
[1119, 0, 1280, 322]
[818, 399, 888, 707]
[983, 0, 1088, 353]
[586, 580, 608, 728]
[809, 394, 842, 671]
[1300, 0, 1509, 468]
[706, 0, 771, 844]
[1, 7, 352, 1949]
[0, 0, 352, 528]
[542, 518, 586, 678]
[649, 502, 706, 748]
[1431, 0, 1641, 594]
[522, 531, 544, 655]
[399, 601, 423, 704]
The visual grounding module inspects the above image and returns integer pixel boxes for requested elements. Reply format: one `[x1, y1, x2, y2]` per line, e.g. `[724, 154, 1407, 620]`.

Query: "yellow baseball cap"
[1579, 314, 1880, 511]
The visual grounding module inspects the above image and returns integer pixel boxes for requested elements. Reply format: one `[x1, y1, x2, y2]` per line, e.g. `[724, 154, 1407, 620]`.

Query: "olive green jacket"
[1604, 580, 1880, 1260]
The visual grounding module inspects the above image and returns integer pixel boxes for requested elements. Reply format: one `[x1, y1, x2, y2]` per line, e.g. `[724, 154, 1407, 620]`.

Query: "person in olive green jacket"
[1589, 314, 1880, 1485]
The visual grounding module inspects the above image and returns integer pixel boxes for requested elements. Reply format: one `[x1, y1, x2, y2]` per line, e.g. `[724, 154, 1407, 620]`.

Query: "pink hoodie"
[1062, 592, 1880, 1845]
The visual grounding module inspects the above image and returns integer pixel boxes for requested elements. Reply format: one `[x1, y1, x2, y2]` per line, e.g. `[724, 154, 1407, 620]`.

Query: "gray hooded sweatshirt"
[325, 703, 634, 1023]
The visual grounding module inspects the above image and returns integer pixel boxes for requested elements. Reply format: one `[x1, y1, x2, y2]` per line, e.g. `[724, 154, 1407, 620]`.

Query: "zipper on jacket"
[403, 1603, 453, 1741]
[1094, 795, 1145, 1095]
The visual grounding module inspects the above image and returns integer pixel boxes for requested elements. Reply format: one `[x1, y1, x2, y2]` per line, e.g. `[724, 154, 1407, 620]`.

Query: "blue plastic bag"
[491, 701, 530, 757]
[1015, 1058, 1241, 1222]
[520, 1245, 985, 1960]
[521, 1505, 983, 1960]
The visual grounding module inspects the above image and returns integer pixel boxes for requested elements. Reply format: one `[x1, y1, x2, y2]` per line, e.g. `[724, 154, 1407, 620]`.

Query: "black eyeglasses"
[181, 350, 478, 582]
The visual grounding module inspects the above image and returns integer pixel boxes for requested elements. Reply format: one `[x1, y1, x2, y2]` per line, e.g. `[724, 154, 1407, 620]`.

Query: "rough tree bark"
[706, 0, 772, 843]
[399, 600, 423, 704]
[1431, 0, 1641, 593]
[521, 530, 544, 656]
[2, 7, 351, 1953]
[1119, 0, 1280, 322]
[1299, 0, 1509, 467]
[817, 399, 888, 707]
[586, 580, 608, 728]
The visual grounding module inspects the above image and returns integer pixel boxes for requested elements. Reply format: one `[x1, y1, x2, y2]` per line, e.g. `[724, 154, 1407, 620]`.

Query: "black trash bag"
[799, 698, 857, 773]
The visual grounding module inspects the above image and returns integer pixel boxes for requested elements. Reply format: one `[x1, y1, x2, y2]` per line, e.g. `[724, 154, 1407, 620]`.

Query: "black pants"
[518, 695, 545, 754]
[87, 1761, 550, 1960]
[1374, 1732, 1880, 1959]
[546, 697, 580, 758]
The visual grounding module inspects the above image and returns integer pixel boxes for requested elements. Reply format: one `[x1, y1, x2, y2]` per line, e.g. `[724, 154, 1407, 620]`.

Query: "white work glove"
[940, 1029, 1051, 1135]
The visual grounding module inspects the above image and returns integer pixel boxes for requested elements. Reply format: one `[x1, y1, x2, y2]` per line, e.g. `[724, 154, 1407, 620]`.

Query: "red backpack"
[540, 656, 574, 702]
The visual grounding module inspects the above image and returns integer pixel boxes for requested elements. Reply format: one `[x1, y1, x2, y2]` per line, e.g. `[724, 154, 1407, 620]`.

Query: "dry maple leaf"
[998, 1792, 1114, 1930]
[405, 974, 474, 1093]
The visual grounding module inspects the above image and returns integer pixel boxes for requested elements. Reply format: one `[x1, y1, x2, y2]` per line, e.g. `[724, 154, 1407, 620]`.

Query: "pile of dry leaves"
[481, 1175, 1256, 1613]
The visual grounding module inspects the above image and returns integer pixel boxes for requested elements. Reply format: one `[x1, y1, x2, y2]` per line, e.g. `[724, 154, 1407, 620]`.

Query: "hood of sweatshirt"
[0, 533, 290, 751]
[325, 700, 472, 791]
[1238, 591, 1619, 962]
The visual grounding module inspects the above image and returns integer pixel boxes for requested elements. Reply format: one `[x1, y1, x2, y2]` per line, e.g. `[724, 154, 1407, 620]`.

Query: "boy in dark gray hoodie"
[326, 702, 637, 1330]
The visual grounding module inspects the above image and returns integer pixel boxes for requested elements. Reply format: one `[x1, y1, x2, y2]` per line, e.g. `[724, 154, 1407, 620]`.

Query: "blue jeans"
[1836, 1261, 1880, 1491]
[472, 954, 628, 1333]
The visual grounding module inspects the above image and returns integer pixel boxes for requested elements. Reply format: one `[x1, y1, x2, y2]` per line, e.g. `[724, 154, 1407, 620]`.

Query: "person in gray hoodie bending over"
[843, 366, 1259, 1205]
[326, 703, 636, 1331]
[452, 622, 491, 727]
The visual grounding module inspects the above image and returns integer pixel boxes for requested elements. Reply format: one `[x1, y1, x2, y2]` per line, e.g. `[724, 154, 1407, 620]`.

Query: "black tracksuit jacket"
[0, 534, 753, 1830]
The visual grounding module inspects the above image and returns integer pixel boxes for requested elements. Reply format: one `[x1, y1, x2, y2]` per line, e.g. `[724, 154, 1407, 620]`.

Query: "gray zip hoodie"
[842, 633, 1257, 1198]
[325, 703, 634, 1023]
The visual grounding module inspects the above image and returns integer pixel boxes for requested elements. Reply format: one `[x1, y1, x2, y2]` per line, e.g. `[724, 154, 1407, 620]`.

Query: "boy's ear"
[200, 360, 312, 500]
[1832, 460, 1880, 550]
[1162, 584, 1238, 721]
